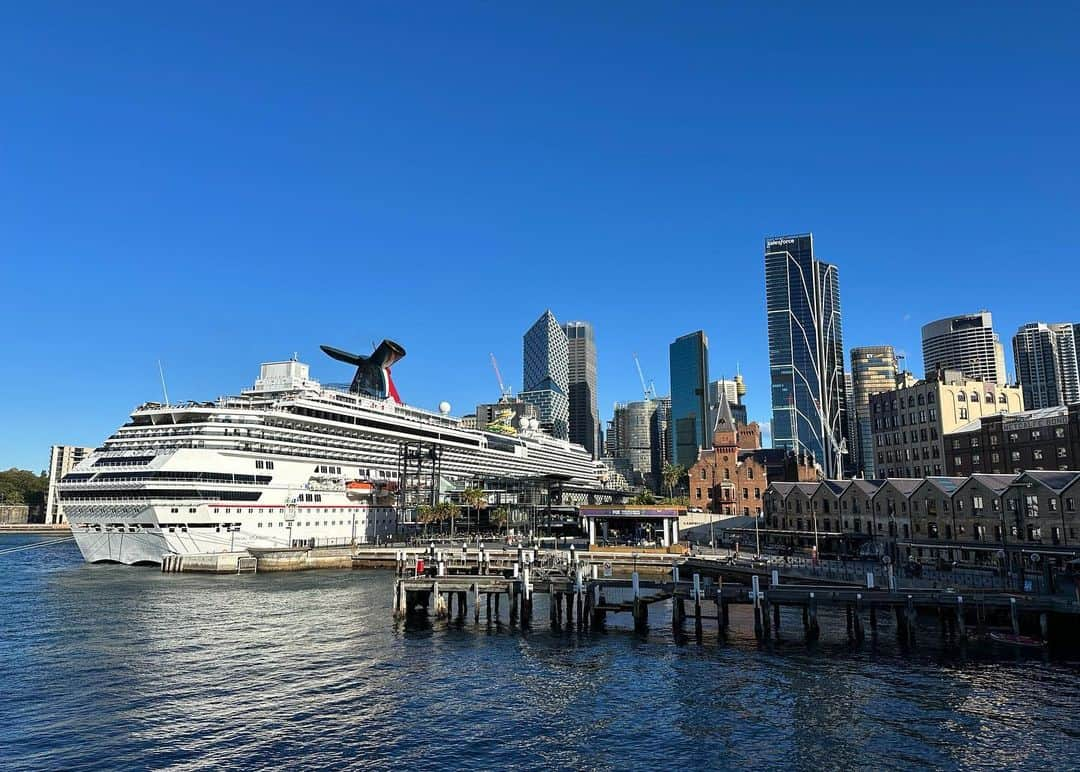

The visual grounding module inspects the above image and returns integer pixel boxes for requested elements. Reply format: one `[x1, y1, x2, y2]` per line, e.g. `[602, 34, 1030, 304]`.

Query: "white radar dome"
[438, 401, 451, 415]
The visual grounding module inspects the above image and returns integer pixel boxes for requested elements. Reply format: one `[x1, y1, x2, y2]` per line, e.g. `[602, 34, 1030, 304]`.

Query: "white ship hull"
[58, 349, 606, 565]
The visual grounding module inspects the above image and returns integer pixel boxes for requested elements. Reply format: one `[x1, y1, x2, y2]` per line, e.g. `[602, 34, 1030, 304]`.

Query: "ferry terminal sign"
[579, 507, 681, 519]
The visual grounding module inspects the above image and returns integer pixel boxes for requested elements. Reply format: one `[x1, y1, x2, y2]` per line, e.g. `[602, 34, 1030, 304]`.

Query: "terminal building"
[45, 445, 94, 524]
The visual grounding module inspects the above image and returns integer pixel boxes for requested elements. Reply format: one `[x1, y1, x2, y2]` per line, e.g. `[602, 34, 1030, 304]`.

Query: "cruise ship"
[60, 340, 603, 564]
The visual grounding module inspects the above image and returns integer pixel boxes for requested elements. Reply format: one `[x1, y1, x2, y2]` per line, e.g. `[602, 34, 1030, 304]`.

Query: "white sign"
[603, 561, 613, 578]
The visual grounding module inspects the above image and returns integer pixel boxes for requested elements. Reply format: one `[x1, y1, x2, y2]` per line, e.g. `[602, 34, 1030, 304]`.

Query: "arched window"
[970, 391, 979, 402]
[999, 393, 1008, 404]
[957, 392, 966, 402]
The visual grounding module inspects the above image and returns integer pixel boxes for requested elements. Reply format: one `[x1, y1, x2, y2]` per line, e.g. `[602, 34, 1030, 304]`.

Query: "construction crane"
[632, 353, 657, 401]
[489, 353, 513, 402]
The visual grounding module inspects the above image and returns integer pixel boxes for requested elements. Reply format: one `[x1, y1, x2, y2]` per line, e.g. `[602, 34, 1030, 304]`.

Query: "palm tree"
[439, 501, 461, 539]
[461, 486, 486, 535]
[489, 506, 509, 539]
[417, 504, 436, 537]
[662, 463, 685, 500]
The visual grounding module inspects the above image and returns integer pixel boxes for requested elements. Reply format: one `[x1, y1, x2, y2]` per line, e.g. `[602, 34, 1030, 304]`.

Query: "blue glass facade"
[765, 234, 849, 477]
[668, 331, 709, 468]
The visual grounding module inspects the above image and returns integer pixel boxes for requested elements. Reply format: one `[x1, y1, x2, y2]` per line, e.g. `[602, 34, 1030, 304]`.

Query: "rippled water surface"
[2, 534, 1078, 770]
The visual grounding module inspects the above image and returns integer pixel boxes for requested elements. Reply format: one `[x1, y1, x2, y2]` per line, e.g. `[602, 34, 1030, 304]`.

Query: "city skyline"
[3, 5, 1080, 471]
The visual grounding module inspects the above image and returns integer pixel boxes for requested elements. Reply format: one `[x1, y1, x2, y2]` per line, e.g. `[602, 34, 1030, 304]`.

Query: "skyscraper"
[765, 233, 849, 478]
[562, 320, 600, 458]
[520, 310, 570, 440]
[1012, 322, 1080, 409]
[921, 312, 1006, 385]
[669, 331, 709, 468]
[850, 345, 899, 478]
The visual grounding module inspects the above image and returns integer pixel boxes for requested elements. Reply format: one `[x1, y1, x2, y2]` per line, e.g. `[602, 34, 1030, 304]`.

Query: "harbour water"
[2, 534, 1078, 770]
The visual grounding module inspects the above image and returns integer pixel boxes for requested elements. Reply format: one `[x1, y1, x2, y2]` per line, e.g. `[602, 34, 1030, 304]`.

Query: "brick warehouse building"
[947, 403, 1080, 476]
[764, 471, 1080, 577]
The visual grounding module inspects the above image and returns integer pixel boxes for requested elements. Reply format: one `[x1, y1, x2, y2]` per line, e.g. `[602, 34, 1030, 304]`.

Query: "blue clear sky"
[3, 2, 1078, 471]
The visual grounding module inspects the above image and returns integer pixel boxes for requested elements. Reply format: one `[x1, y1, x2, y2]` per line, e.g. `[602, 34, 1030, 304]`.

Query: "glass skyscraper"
[765, 233, 849, 478]
[563, 320, 600, 458]
[521, 310, 570, 440]
[668, 331, 709, 468]
[850, 345, 899, 478]
[1013, 321, 1080, 409]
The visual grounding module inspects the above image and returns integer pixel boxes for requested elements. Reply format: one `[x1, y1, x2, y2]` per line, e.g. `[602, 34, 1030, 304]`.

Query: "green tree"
[0, 469, 49, 507]
[461, 486, 486, 534]
[631, 490, 656, 505]
[489, 506, 509, 537]
[662, 463, 685, 500]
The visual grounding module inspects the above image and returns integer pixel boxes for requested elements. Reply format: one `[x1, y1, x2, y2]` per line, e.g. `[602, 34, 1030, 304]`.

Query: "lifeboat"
[346, 480, 374, 499]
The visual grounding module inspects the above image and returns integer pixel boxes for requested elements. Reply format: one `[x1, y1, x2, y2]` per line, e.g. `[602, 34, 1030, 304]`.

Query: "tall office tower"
[921, 312, 1006, 385]
[45, 445, 93, 524]
[850, 346, 899, 478]
[611, 399, 667, 489]
[520, 310, 570, 440]
[654, 396, 672, 471]
[669, 331, 710, 468]
[562, 321, 600, 458]
[1013, 322, 1080, 409]
[764, 233, 849, 478]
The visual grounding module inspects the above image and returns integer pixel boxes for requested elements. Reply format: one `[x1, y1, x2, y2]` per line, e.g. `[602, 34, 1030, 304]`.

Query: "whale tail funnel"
[321, 340, 406, 402]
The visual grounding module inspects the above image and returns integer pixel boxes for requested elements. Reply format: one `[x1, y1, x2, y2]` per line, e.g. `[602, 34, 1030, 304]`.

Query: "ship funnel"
[321, 339, 406, 401]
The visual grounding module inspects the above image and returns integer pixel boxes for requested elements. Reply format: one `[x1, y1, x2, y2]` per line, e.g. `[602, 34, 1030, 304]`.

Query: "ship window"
[257, 523, 263, 528]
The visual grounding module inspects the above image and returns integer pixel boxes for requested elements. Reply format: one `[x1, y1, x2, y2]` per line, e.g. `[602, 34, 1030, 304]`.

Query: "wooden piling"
[955, 596, 967, 643]
[1039, 611, 1049, 643]
[694, 599, 703, 642]
[473, 583, 480, 624]
[1010, 597, 1019, 637]
[906, 595, 916, 647]
[870, 605, 878, 639]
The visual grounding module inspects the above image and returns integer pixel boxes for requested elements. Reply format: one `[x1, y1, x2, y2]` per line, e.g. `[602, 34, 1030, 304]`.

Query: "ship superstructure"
[60, 341, 603, 564]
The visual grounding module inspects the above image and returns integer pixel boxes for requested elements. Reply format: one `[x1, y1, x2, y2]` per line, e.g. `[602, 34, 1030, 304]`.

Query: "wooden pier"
[391, 546, 1077, 649]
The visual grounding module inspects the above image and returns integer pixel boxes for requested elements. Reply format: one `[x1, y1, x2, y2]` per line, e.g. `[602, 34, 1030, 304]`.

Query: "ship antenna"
[158, 359, 171, 407]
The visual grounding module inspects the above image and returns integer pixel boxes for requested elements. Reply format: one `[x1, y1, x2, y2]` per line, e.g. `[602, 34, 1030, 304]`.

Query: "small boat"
[988, 632, 1047, 649]
[345, 480, 374, 498]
